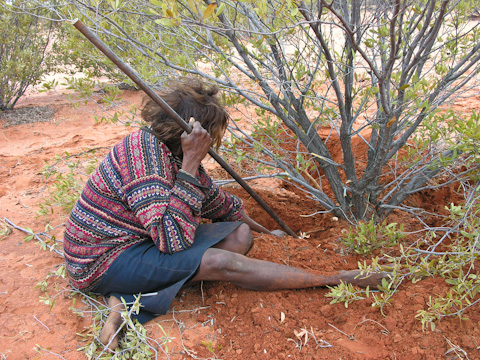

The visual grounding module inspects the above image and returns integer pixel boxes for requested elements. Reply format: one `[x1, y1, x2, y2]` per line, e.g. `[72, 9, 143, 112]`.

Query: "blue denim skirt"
[92, 222, 242, 323]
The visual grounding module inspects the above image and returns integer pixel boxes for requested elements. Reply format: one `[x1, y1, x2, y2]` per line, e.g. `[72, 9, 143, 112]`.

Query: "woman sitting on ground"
[63, 78, 385, 351]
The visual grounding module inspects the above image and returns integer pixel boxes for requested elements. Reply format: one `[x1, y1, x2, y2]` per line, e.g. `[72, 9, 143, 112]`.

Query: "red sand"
[1, 89, 479, 359]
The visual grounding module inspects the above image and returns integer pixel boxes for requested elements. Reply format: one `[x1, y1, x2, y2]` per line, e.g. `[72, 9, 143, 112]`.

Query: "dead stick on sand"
[72, 19, 296, 238]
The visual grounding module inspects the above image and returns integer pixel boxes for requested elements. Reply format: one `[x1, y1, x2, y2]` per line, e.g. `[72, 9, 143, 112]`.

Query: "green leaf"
[216, 3, 225, 16]
[24, 226, 35, 234]
[187, 0, 198, 14]
[365, 39, 375, 48]
[155, 18, 175, 26]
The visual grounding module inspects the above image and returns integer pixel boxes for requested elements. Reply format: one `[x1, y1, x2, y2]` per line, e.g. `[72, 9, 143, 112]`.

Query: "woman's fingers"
[181, 117, 197, 138]
[184, 118, 210, 140]
[181, 118, 213, 170]
[190, 121, 212, 145]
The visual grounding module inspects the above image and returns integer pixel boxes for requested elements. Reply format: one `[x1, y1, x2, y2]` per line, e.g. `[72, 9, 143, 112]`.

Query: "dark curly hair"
[141, 79, 230, 157]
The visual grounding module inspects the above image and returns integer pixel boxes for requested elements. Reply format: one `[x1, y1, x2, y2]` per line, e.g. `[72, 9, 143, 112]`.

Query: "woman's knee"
[228, 223, 253, 254]
[197, 249, 244, 279]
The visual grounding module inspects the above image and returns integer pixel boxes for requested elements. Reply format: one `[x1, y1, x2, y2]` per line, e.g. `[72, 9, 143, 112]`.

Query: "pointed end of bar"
[71, 18, 80, 27]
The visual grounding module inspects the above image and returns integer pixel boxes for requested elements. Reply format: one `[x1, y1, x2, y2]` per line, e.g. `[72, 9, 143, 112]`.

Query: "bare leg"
[99, 296, 125, 352]
[192, 248, 387, 290]
[182, 223, 253, 289]
[193, 223, 387, 289]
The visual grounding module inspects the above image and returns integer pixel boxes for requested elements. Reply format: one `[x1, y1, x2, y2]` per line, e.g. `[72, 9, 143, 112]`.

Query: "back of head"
[141, 78, 229, 157]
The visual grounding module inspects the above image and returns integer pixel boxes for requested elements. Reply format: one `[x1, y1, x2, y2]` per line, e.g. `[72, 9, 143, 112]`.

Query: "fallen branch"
[3, 218, 64, 257]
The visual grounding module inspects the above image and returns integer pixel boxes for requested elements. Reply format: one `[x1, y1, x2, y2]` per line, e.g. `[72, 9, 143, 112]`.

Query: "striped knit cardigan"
[64, 129, 244, 292]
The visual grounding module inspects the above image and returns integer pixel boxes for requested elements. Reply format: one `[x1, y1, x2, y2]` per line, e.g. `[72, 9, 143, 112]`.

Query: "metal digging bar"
[73, 19, 297, 238]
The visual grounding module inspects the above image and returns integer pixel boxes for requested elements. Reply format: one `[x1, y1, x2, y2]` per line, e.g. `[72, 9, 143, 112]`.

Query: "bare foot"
[338, 269, 391, 288]
[99, 296, 125, 352]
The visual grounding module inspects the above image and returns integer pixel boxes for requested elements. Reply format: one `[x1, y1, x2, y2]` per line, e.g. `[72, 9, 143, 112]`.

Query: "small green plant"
[369, 277, 396, 316]
[201, 339, 223, 355]
[412, 197, 480, 331]
[341, 218, 406, 255]
[414, 254, 480, 332]
[20, 223, 66, 312]
[360, 258, 401, 315]
[0, 219, 12, 240]
[201, 340, 215, 353]
[36, 264, 66, 310]
[23, 223, 62, 253]
[38, 150, 103, 218]
[157, 323, 175, 354]
[326, 281, 369, 308]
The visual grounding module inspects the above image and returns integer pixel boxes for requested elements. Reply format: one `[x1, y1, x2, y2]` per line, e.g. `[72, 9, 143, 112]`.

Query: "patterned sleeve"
[120, 132, 206, 254]
[197, 167, 244, 221]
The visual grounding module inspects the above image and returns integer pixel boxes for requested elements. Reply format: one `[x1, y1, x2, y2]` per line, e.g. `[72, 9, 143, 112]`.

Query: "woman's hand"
[240, 212, 288, 237]
[181, 117, 213, 175]
[270, 229, 288, 238]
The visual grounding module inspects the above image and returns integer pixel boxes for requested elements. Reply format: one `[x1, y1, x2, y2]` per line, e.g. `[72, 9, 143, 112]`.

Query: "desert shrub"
[18, 0, 479, 223]
[0, 2, 62, 110]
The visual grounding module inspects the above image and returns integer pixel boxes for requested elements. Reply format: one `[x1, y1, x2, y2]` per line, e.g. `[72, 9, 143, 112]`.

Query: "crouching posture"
[63, 79, 386, 351]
